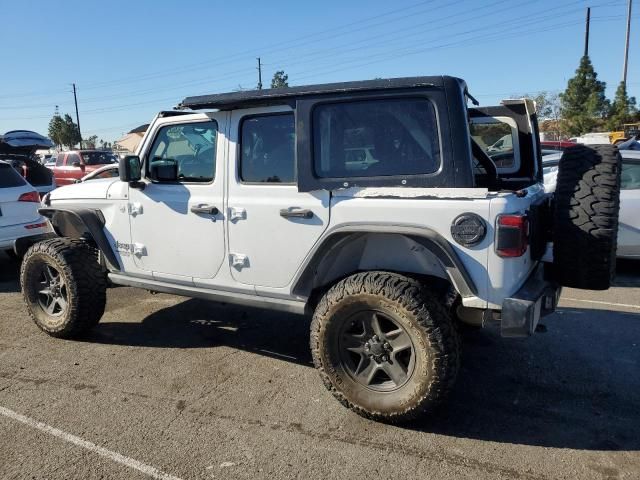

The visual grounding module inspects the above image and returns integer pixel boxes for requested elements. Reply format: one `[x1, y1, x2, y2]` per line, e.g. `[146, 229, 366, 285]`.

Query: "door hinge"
[128, 202, 143, 216]
[229, 207, 246, 222]
[230, 253, 249, 270]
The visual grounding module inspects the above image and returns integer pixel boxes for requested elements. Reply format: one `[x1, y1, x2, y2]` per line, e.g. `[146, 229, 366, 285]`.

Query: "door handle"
[280, 208, 313, 219]
[191, 204, 219, 215]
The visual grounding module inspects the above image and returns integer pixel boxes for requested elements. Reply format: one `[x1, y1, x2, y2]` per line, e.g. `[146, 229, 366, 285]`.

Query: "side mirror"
[119, 155, 142, 183]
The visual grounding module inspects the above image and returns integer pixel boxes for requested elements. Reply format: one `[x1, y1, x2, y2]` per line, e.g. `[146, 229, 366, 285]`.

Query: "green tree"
[47, 115, 66, 148]
[84, 135, 98, 149]
[61, 114, 82, 148]
[560, 56, 609, 136]
[606, 81, 637, 130]
[271, 70, 289, 88]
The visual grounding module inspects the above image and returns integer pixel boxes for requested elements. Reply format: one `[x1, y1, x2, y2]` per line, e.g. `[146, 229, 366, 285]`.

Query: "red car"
[51, 150, 117, 186]
[540, 140, 576, 151]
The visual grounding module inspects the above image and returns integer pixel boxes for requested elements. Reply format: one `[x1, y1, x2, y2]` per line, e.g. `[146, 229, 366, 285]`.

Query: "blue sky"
[0, 0, 637, 143]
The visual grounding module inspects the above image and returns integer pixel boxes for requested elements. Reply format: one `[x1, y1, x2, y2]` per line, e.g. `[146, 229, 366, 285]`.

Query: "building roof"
[178, 76, 463, 111]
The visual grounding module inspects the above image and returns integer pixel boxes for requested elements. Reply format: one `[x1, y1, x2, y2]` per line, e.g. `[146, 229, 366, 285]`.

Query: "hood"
[49, 177, 119, 201]
[0, 130, 54, 156]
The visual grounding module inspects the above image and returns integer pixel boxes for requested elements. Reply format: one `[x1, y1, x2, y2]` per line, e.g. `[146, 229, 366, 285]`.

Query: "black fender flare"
[291, 224, 478, 299]
[38, 207, 121, 271]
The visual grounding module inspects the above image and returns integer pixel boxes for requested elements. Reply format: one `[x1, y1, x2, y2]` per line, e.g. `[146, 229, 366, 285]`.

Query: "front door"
[128, 114, 226, 283]
[227, 107, 330, 289]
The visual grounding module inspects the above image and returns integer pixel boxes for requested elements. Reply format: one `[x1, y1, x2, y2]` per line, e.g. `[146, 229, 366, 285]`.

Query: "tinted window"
[67, 153, 81, 165]
[55, 154, 65, 166]
[240, 114, 295, 183]
[148, 121, 217, 182]
[0, 163, 27, 187]
[621, 161, 640, 190]
[313, 98, 440, 178]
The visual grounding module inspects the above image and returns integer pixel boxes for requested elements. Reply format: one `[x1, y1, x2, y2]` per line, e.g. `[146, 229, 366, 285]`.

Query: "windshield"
[82, 151, 116, 166]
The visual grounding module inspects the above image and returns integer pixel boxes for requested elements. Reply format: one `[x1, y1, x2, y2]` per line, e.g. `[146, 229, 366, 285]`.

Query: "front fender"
[38, 207, 120, 271]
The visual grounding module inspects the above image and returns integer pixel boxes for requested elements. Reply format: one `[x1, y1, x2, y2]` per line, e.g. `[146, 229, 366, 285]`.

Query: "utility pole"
[623, 0, 633, 84]
[72, 83, 82, 148]
[256, 57, 263, 90]
[584, 7, 591, 57]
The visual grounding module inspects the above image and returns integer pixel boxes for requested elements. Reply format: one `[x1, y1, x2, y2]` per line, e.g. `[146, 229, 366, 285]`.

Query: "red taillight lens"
[18, 191, 40, 203]
[496, 214, 529, 257]
[25, 222, 47, 230]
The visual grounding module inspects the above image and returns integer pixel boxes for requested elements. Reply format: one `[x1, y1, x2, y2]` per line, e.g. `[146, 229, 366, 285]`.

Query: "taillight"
[496, 214, 529, 257]
[18, 191, 40, 203]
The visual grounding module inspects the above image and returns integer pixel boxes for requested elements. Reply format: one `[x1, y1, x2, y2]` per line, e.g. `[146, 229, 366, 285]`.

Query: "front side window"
[240, 114, 295, 183]
[55, 154, 65, 166]
[313, 98, 440, 178]
[147, 121, 217, 182]
[621, 161, 640, 190]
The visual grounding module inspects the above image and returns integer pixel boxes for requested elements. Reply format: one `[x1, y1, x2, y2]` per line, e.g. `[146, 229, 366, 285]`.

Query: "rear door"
[226, 106, 330, 288]
[469, 99, 542, 189]
[0, 163, 39, 227]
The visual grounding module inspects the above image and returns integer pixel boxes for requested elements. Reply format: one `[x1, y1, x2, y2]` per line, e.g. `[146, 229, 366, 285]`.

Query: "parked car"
[540, 140, 576, 151]
[0, 160, 52, 258]
[44, 157, 56, 168]
[76, 164, 119, 182]
[0, 130, 56, 197]
[543, 149, 640, 258]
[21, 77, 621, 422]
[50, 150, 117, 186]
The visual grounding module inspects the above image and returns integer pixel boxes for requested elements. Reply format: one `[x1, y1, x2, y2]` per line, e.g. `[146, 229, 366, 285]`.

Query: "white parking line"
[561, 297, 640, 310]
[0, 405, 183, 480]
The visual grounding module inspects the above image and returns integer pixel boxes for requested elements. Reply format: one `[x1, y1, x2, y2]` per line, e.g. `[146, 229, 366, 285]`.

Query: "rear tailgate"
[0, 163, 40, 227]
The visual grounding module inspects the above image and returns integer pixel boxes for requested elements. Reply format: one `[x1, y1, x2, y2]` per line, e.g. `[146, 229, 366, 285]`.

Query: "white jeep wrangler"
[20, 77, 621, 422]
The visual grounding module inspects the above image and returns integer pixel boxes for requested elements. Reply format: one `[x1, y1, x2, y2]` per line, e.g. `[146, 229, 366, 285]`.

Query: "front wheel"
[20, 238, 107, 338]
[311, 272, 460, 422]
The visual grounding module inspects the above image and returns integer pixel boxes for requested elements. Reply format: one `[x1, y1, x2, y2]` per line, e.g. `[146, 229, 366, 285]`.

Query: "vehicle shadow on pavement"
[86, 295, 640, 451]
[0, 255, 20, 293]
[414, 308, 640, 451]
[86, 297, 314, 367]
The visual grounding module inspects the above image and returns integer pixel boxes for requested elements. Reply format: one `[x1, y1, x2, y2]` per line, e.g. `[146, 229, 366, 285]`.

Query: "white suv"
[0, 161, 51, 257]
[19, 77, 621, 422]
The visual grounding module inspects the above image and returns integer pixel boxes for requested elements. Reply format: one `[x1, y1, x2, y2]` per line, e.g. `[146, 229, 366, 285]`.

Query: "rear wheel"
[311, 271, 460, 422]
[20, 238, 106, 338]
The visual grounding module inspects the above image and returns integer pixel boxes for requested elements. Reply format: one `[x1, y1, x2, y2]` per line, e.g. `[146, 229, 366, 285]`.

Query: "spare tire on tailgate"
[553, 144, 621, 290]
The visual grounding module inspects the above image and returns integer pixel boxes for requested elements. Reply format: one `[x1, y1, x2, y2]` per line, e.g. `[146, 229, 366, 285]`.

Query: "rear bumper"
[501, 264, 560, 337]
[0, 220, 51, 250]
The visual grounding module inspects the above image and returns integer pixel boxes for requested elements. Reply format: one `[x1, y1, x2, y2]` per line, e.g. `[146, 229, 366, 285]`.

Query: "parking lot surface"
[0, 252, 639, 479]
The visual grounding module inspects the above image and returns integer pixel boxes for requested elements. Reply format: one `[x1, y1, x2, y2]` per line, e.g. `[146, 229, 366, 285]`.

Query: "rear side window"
[469, 117, 520, 172]
[240, 114, 295, 183]
[313, 98, 440, 178]
[0, 163, 27, 187]
[621, 161, 640, 190]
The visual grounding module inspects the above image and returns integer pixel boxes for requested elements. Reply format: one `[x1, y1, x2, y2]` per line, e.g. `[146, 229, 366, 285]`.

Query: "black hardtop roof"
[178, 75, 466, 111]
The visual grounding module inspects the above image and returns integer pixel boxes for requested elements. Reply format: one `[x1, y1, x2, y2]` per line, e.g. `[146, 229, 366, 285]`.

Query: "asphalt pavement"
[0, 251, 638, 479]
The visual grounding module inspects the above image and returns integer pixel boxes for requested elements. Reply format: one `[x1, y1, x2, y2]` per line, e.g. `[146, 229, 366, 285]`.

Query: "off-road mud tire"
[20, 238, 107, 338]
[553, 144, 621, 290]
[310, 271, 460, 422]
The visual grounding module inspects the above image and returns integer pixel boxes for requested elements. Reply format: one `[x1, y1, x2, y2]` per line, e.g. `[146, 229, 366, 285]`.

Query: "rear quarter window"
[0, 163, 27, 187]
[313, 98, 441, 178]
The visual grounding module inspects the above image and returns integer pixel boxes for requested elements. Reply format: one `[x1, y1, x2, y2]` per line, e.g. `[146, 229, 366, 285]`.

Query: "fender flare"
[38, 207, 120, 271]
[292, 224, 478, 299]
